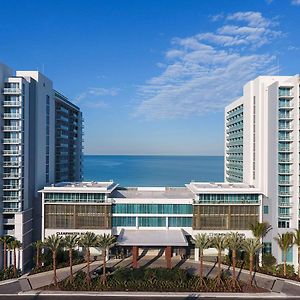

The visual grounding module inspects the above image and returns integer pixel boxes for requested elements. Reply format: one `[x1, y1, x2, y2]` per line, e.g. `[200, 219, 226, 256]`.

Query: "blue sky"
[1, 0, 300, 155]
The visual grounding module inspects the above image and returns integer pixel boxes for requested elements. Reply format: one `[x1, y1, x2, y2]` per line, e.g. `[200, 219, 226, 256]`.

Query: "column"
[165, 246, 172, 269]
[194, 247, 199, 262]
[132, 246, 138, 269]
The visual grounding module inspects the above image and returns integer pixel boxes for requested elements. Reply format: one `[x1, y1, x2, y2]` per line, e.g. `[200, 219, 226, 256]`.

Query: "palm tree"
[293, 229, 300, 279]
[80, 232, 97, 284]
[9, 240, 22, 277]
[194, 233, 211, 285]
[63, 234, 79, 281]
[32, 240, 43, 269]
[242, 238, 263, 286]
[211, 234, 227, 285]
[274, 232, 294, 277]
[97, 234, 116, 283]
[227, 232, 243, 284]
[0, 235, 14, 271]
[44, 235, 62, 286]
[250, 221, 272, 240]
[250, 221, 272, 266]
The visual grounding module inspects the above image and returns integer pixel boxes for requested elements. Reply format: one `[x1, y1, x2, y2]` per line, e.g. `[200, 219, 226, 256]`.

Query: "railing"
[2, 138, 22, 144]
[3, 161, 21, 167]
[2, 88, 22, 94]
[278, 146, 292, 152]
[3, 113, 22, 119]
[2, 150, 21, 155]
[2, 185, 22, 190]
[278, 191, 293, 196]
[278, 201, 292, 207]
[3, 208, 19, 213]
[278, 158, 292, 163]
[278, 180, 292, 185]
[3, 172, 22, 178]
[3, 126, 22, 131]
[2, 196, 21, 202]
[3, 101, 22, 106]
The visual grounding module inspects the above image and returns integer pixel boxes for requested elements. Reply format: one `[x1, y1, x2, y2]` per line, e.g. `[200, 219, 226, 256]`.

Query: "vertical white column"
[194, 247, 199, 262]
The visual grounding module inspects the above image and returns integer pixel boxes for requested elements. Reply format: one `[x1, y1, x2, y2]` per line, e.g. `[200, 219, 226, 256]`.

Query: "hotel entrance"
[116, 229, 188, 268]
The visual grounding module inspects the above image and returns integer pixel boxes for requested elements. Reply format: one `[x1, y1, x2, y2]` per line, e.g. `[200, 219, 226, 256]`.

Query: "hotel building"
[225, 75, 300, 268]
[0, 62, 83, 270]
[40, 181, 262, 259]
[39, 74, 300, 270]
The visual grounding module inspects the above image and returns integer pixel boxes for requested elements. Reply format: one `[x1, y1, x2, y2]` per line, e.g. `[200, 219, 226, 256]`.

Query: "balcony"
[3, 113, 22, 119]
[3, 101, 21, 107]
[279, 125, 293, 130]
[278, 180, 292, 185]
[3, 161, 21, 167]
[2, 88, 22, 94]
[278, 212, 292, 218]
[3, 219, 15, 225]
[279, 201, 292, 207]
[3, 126, 22, 131]
[278, 136, 293, 142]
[2, 138, 22, 144]
[2, 149, 21, 156]
[3, 208, 19, 213]
[278, 191, 293, 196]
[278, 169, 291, 174]
[278, 158, 292, 163]
[279, 114, 293, 120]
[2, 196, 21, 202]
[3, 172, 22, 179]
[2, 185, 22, 191]
[278, 146, 292, 152]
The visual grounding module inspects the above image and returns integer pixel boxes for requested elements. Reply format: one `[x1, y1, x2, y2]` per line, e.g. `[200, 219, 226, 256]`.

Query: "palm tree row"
[40, 232, 116, 286]
[194, 232, 263, 287]
[0, 235, 22, 277]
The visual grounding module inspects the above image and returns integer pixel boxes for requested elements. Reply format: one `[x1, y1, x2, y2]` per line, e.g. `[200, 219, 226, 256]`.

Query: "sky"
[1, 0, 300, 155]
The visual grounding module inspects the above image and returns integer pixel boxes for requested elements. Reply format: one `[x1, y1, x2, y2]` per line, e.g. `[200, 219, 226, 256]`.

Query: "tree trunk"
[3, 242, 7, 271]
[199, 250, 203, 279]
[13, 248, 16, 276]
[232, 249, 236, 282]
[217, 250, 221, 283]
[283, 251, 287, 277]
[298, 247, 300, 279]
[53, 251, 58, 286]
[86, 248, 91, 283]
[103, 249, 106, 277]
[69, 248, 73, 281]
[249, 254, 253, 286]
[36, 246, 40, 269]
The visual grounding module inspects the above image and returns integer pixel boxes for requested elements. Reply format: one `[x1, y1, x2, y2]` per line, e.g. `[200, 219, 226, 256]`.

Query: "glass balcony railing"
[3, 126, 22, 131]
[2, 138, 22, 144]
[3, 101, 22, 106]
[3, 161, 21, 167]
[2, 185, 22, 190]
[3, 172, 22, 178]
[3, 113, 22, 119]
[2, 88, 22, 94]
[2, 150, 21, 155]
[279, 113, 293, 119]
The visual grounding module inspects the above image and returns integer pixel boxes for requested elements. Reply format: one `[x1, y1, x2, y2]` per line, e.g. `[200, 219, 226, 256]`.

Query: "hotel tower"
[225, 75, 300, 267]
[0, 62, 83, 270]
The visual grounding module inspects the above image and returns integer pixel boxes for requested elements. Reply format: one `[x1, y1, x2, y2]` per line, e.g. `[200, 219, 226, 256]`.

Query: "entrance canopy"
[117, 229, 188, 247]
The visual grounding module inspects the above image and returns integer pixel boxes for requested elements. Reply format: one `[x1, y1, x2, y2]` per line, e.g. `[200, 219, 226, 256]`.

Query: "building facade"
[40, 181, 262, 258]
[225, 75, 300, 268]
[0, 62, 83, 271]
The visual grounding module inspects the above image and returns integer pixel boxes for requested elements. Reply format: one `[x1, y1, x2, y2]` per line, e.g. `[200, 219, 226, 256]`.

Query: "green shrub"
[276, 264, 295, 277]
[262, 253, 276, 273]
[0, 266, 21, 281]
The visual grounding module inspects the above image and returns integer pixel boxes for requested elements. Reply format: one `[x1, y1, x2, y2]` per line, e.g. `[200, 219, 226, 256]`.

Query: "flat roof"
[117, 229, 188, 246]
[186, 182, 261, 194]
[110, 187, 194, 199]
[39, 181, 118, 193]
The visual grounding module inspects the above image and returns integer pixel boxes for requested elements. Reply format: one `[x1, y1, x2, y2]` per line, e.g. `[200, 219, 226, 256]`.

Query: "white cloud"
[75, 87, 118, 109]
[135, 11, 281, 119]
[291, 0, 300, 5]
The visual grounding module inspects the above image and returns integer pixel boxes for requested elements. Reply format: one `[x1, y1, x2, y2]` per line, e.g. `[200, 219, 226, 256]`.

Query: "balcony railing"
[2, 149, 21, 155]
[2, 88, 22, 94]
[279, 114, 293, 119]
[278, 146, 292, 152]
[278, 191, 293, 196]
[3, 161, 21, 167]
[3, 172, 22, 178]
[2, 185, 22, 190]
[3, 126, 22, 131]
[279, 201, 292, 207]
[2, 138, 22, 144]
[3, 101, 22, 106]
[3, 113, 22, 119]
[278, 158, 292, 163]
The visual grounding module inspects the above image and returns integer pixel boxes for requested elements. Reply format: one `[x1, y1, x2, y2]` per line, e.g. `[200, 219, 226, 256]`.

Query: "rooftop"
[110, 187, 194, 199]
[186, 182, 261, 194]
[40, 181, 118, 193]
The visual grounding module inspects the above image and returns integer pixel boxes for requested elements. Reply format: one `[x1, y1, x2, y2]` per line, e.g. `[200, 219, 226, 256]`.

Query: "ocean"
[83, 155, 224, 187]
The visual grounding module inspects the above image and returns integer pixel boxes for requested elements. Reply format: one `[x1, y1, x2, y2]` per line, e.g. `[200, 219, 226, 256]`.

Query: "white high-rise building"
[225, 75, 300, 267]
[0, 62, 83, 271]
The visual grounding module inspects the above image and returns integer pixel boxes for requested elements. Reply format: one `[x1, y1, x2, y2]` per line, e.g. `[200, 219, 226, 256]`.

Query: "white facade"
[0, 63, 83, 271]
[225, 75, 300, 268]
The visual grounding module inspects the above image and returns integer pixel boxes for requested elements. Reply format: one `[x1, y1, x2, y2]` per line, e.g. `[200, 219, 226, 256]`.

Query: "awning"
[117, 229, 188, 247]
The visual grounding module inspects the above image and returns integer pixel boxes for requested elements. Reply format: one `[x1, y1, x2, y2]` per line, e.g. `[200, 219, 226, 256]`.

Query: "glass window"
[263, 206, 269, 214]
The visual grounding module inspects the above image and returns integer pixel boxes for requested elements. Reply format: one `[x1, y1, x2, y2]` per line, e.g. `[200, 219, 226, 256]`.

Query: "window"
[263, 206, 269, 214]
[263, 242, 272, 254]
[282, 247, 293, 263]
[278, 220, 290, 228]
